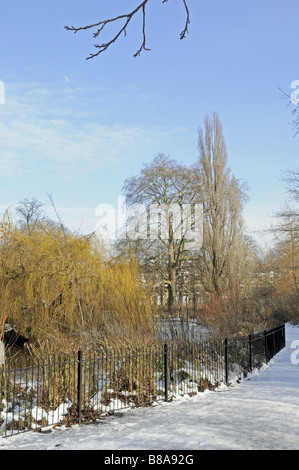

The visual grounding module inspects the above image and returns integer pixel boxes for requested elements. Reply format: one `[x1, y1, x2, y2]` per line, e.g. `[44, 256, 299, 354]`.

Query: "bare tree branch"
[281, 168, 299, 203]
[65, 0, 190, 60]
[279, 86, 299, 137]
[133, 3, 151, 58]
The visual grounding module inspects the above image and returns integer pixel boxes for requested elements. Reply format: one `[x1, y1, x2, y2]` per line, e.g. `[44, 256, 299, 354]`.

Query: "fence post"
[164, 343, 168, 402]
[224, 338, 229, 384]
[282, 324, 286, 349]
[249, 334, 253, 372]
[279, 324, 284, 351]
[77, 350, 83, 424]
[264, 330, 268, 363]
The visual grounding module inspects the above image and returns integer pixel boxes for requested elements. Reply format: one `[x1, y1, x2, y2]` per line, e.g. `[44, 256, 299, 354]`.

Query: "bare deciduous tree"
[122, 153, 200, 313]
[270, 169, 299, 295]
[65, 0, 190, 60]
[15, 198, 44, 234]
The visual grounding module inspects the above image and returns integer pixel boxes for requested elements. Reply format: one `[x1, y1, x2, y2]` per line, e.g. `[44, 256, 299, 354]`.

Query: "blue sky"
[0, 0, 298, 248]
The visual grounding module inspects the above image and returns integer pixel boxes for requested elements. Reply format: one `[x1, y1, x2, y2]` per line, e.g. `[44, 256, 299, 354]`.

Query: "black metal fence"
[0, 323, 286, 438]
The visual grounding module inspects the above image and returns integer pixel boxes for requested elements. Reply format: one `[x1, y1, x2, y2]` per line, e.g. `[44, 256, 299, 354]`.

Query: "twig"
[174, 0, 190, 39]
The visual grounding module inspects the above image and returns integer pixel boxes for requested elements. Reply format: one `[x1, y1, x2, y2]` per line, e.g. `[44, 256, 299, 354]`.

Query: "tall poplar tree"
[195, 112, 248, 297]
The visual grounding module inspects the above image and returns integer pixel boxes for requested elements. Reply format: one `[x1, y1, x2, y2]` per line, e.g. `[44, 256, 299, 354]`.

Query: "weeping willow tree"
[0, 209, 155, 353]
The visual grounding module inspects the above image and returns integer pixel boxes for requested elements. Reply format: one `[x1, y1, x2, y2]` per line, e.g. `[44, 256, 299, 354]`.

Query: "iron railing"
[0, 323, 286, 437]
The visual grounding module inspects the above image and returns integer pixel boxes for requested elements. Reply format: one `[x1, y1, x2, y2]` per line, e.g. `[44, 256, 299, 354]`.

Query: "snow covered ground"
[1, 323, 299, 451]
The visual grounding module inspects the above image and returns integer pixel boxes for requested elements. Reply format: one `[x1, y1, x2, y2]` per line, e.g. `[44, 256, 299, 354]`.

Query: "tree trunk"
[167, 222, 176, 314]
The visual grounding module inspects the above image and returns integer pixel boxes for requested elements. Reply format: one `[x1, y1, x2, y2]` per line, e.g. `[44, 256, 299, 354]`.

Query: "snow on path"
[1, 324, 299, 450]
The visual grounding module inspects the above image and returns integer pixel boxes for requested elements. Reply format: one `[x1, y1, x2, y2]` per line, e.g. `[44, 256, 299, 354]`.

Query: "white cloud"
[0, 81, 191, 178]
